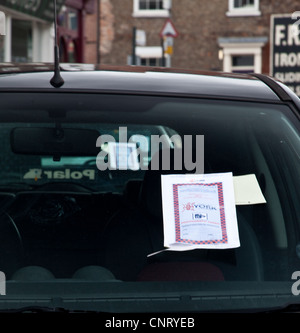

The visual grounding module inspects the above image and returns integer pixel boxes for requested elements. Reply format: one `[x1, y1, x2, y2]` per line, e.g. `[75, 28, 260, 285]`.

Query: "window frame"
[222, 46, 260, 73]
[218, 38, 267, 73]
[132, 0, 170, 18]
[135, 46, 171, 67]
[226, 0, 261, 17]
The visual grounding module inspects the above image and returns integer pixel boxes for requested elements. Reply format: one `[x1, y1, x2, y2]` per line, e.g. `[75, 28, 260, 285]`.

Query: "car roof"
[0, 63, 294, 103]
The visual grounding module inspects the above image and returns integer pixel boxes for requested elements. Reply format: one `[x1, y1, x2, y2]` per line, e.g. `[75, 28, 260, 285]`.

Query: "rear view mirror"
[11, 127, 99, 157]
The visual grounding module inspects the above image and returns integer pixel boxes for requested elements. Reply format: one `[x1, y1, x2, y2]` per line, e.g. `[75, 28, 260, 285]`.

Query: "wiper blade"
[261, 302, 300, 313]
[0, 306, 70, 313]
[0, 305, 104, 314]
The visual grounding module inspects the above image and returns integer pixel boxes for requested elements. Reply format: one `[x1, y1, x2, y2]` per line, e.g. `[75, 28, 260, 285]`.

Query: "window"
[234, 0, 254, 8]
[227, 0, 261, 16]
[58, 6, 80, 63]
[133, 0, 171, 18]
[231, 54, 255, 73]
[0, 14, 53, 62]
[139, 0, 163, 10]
[223, 48, 259, 73]
[141, 57, 161, 66]
[58, 7, 78, 32]
[11, 19, 32, 63]
[218, 37, 268, 73]
[135, 46, 171, 67]
[1, 88, 300, 312]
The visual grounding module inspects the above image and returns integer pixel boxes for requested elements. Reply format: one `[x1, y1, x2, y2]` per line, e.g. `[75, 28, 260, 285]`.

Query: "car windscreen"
[0, 92, 299, 313]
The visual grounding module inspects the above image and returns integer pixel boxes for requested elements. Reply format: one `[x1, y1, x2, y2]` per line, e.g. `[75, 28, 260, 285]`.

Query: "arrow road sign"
[159, 19, 178, 38]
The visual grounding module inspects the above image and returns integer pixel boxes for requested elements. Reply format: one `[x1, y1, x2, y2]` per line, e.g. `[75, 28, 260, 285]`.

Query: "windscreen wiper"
[260, 302, 300, 313]
[0, 306, 69, 313]
[0, 305, 101, 313]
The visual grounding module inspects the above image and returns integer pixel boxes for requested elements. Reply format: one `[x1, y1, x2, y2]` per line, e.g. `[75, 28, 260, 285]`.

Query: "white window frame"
[226, 0, 261, 17]
[136, 46, 171, 67]
[219, 41, 265, 73]
[133, 0, 170, 18]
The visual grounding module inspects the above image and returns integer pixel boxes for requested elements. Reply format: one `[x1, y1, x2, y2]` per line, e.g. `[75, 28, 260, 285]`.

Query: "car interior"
[0, 96, 299, 284]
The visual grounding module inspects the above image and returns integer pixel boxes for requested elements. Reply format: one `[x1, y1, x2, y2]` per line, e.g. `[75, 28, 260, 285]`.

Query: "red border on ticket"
[172, 182, 228, 245]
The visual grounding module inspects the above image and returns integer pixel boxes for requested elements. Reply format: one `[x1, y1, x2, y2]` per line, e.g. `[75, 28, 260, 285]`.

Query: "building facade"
[0, 0, 96, 63]
[58, 0, 96, 63]
[97, 0, 300, 78]
[1, 0, 300, 92]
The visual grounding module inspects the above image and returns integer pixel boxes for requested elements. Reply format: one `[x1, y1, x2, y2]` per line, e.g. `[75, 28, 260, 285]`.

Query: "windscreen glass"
[0, 92, 299, 313]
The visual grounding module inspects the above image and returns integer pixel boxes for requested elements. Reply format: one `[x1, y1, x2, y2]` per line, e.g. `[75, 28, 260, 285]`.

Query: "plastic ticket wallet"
[156, 172, 266, 254]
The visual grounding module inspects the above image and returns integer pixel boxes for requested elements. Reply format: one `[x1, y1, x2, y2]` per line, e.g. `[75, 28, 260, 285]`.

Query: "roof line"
[95, 64, 257, 80]
[0, 87, 283, 104]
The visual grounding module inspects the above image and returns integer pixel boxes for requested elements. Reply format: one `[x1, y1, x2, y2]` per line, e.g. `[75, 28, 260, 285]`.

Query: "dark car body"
[0, 63, 299, 314]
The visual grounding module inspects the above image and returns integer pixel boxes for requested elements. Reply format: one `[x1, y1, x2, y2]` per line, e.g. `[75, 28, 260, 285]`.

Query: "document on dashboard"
[160, 172, 240, 251]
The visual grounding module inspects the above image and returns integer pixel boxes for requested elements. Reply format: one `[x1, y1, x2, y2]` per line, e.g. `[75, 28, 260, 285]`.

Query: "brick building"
[1, 0, 299, 83]
[88, 0, 300, 77]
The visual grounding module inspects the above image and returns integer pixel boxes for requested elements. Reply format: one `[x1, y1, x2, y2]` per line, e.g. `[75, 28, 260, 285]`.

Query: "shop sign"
[270, 14, 300, 96]
[1, 0, 65, 22]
